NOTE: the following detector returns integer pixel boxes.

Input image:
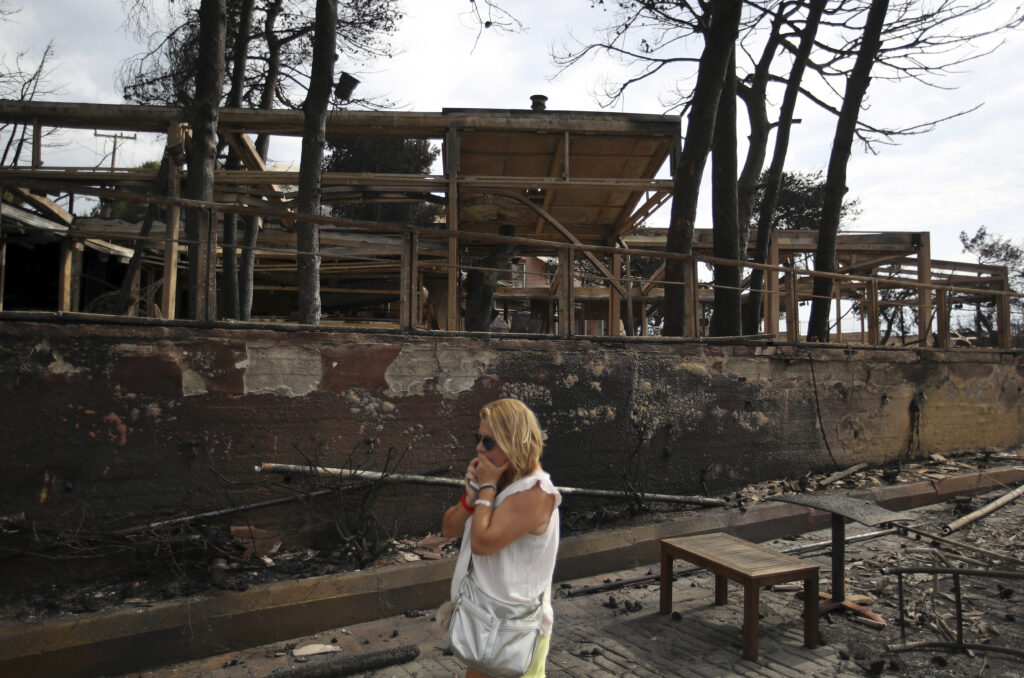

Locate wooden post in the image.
[559,247,573,337]
[161,124,182,319]
[399,231,412,331]
[786,269,799,343]
[833,281,843,343]
[935,288,949,349]
[194,208,217,321]
[0,231,6,312]
[58,234,83,313]
[624,253,634,336]
[445,124,460,331]
[609,251,621,336]
[997,270,1012,349]
[684,256,699,337]
[410,231,419,329]
[867,278,880,346]
[32,120,42,169]
[765,235,780,336]
[916,233,932,346]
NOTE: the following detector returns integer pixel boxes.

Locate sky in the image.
[2,0,1022,264]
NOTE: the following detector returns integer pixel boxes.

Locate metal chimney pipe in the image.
[530,94,548,111]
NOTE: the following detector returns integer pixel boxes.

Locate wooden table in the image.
[659,532,819,661]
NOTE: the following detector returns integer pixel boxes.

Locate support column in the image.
[916,233,932,346]
[786,268,799,343]
[608,251,621,336]
[445,125,460,331]
[559,247,573,337]
[162,124,182,319]
[684,256,699,337]
[765,235,780,336]
[867,278,880,346]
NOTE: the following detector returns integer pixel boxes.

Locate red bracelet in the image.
[460,492,475,513]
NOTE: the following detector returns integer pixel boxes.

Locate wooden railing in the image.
[0,182,1017,349]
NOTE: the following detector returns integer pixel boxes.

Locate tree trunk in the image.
[807,0,889,341]
[221,0,255,320]
[663,0,743,337]
[464,225,518,331]
[254,0,283,161]
[183,0,227,320]
[117,151,176,314]
[709,48,742,337]
[744,0,827,335]
[296,0,337,325]
[735,3,788,257]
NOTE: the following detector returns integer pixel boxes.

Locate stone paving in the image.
[137,484,1023,678]
[139,531,864,677]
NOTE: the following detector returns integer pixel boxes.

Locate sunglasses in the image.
[474,432,496,451]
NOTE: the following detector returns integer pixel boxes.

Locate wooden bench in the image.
[659,532,819,661]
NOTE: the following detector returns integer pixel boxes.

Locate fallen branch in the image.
[820,463,868,487]
[943,483,1024,535]
[886,640,1024,660]
[898,525,1024,567]
[272,644,420,677]
[255,462,728,507]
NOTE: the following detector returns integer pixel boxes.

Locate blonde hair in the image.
[479,398,544,480]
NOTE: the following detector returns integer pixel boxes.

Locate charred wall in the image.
[1,317,1021,550]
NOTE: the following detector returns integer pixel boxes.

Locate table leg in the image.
[803,574,819,648]
[659,547,673,614]
[715,574,728,605]
[831,513,846,603]
[742,581,759,661]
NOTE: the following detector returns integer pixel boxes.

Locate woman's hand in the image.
[464,458,481,503]
[474,451,509,487]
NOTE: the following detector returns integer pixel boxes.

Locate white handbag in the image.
[448,565,543,678]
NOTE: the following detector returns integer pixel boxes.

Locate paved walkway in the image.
[140,531,863,677]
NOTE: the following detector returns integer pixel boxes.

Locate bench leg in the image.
[659,548,673,614]
[714,574,728,605]
[803,574,820,649]
[742,582,759,661]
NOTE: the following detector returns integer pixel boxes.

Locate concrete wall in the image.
[1,316,1021,546]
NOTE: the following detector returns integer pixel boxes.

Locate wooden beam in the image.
[8,186,72,224]
[162,124,182,319]
[916,233,932,346]
[609,251,621,336]
[481,189,628,299]
[445,125,460,331]
[559,247,573,337]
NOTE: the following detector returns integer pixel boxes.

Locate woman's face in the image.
[476,419,510,470]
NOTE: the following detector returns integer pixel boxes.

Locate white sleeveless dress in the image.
[450,470,562,635]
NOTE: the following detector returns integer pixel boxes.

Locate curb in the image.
[1,467,1020,678]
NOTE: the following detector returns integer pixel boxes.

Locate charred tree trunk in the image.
[744,0,826,335]
[735,3,789,257]
[807,0,889,341]
[709,48,742,337]
[464,225,519,331]
[221,0,255,320]
[183,0,227,320]
[116,149,179,315]
[663,0,742,337]
[296,0,337,325]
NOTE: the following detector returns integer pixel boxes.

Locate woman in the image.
[442,398,561,678]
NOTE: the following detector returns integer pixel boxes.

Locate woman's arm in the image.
[442,460,480,538]
[469,485,556,556]
[442,497,473,538]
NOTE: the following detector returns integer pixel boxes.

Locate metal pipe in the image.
[116,489,335,534]
[943,482,1024,535]
[898,525,1024,567]
[255,462,727,507]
